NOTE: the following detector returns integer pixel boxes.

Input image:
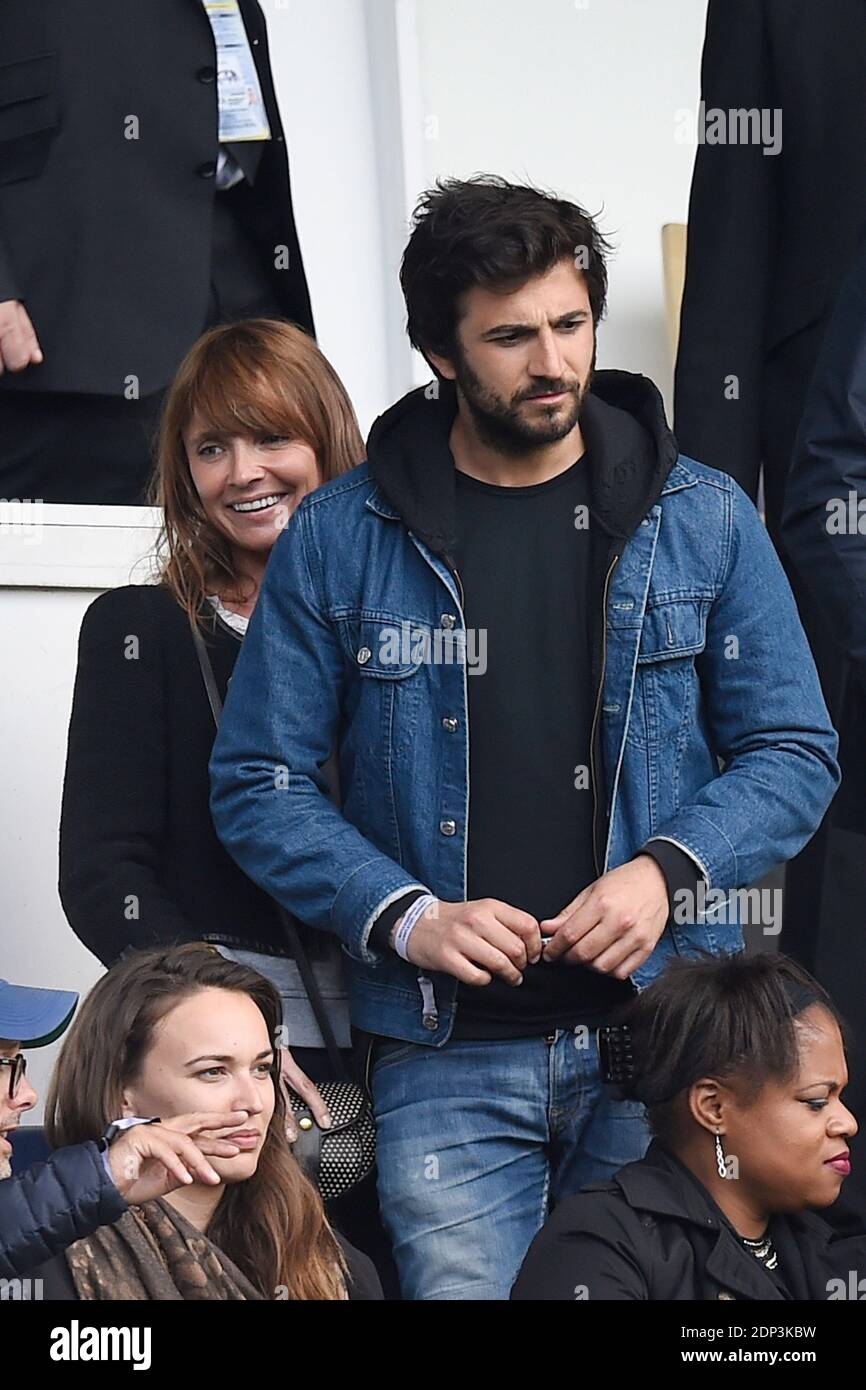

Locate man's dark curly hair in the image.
[400,175,612,370]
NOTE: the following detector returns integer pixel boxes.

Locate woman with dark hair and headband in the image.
[512,953,864,1300]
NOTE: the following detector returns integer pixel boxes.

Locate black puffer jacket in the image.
[0,1142,126,1280]
[512,1141,866,1301]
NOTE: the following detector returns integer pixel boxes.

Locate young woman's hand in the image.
[107,1111,248,1202]
[279,1047,332,1142]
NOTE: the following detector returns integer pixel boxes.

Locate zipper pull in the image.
[418,973,439,1031]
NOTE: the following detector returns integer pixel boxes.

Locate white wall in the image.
[259,0,404,432]
[0,512,162,1119]
[412,0,708,408]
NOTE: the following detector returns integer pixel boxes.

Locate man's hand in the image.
[394,897,541,987]
[540,857,669,979]
[279,1047,332,1142]
[0,300,43,373]
[108,1111,248,1203]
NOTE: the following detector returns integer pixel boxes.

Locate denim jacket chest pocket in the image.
[332,612,434,757]
[627,596,709,749]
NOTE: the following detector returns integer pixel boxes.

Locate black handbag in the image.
[190,615,376,1201]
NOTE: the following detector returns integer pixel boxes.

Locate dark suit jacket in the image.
[0,0,314,396]
[783,235,866,699]
[674,0,866,539]
[781,241,866,1230]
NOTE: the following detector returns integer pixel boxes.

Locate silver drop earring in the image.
[715,1130,728,1178]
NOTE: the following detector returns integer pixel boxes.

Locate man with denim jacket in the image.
[210,178,839,1299]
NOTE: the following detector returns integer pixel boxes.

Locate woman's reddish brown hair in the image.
[151,318,364,621]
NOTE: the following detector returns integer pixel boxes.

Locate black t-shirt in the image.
[451,454,633,1039]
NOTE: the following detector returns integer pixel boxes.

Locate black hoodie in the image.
[363,373,701,1023]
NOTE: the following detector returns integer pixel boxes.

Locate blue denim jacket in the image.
[210,373,839,1044]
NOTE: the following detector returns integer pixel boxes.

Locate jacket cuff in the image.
[638,840,705,917]
[368,890,429,951]
[343,872,433,964]
[84,1140,129,1227]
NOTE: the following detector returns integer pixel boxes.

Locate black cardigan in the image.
[59,583,303,966]
[511,1140,866,1301]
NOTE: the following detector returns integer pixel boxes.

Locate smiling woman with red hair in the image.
[59,318,364,1126]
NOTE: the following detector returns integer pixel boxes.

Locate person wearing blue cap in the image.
[0,975,248,1280]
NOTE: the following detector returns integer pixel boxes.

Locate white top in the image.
[207,593,249,635]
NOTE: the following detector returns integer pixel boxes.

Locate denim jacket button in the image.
[439,819,457,836]
[440,613,457,630]
[442,716,458,732]
[357,646,372,665]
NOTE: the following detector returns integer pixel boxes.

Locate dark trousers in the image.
[0,188,284,506]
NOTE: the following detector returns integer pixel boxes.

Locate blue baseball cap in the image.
[0,979,78,1048]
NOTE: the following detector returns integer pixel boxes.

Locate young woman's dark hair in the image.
[399,175,613,370]
[616,951,848,1142]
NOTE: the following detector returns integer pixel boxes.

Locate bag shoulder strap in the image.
[190,614,349,1079]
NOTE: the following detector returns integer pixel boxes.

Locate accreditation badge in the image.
[202,0,271,142]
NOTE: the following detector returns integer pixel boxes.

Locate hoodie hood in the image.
[365,368,680,565]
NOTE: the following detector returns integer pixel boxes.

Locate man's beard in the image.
[452,349,590,458]
[0,1155,11,1180]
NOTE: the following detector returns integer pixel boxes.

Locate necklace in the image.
[740,1231,778,1270]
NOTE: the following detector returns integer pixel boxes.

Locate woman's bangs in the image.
[186,356,311,444]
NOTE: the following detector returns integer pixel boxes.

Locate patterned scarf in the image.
[64,1197,263,1300]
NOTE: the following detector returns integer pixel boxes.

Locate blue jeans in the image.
[371,1029,651,1300]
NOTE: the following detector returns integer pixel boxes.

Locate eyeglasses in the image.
[0,1055,27,1099]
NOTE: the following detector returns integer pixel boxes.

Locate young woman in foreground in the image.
[35,945,382,1300]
